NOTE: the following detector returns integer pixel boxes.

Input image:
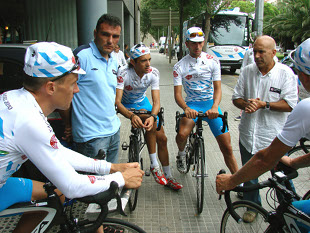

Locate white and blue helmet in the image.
[290,38,310,75]
[185,27,205,42]
[129,43,150,60]
[24,42,85,78]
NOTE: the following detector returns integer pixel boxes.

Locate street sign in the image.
[150,9,179,26]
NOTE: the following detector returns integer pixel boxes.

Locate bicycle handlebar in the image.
[220,162,298,223]
[129,107,164,131]
[175,111,228,133]
[77,181,125,233]
[300,137,310,153]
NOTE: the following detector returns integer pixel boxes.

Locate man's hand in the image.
[205,106,219,119]
[185,107,198,119]
[245,98,266,113]
[216,174,236,195]
[62,126,72,143]
[130,115,144,129]
[122,167,144,189]
[144,117,154,131]
[110,162,140,173]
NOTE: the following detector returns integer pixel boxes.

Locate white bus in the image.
[183,8,251,73]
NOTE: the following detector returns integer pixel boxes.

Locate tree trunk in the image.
[178,0,184,60]
[203,11,211,52]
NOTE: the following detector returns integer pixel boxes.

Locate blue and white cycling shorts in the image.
[292,200,310,232]
[122,97,160,124]
[0,177,32,212]
[186,100,228,138]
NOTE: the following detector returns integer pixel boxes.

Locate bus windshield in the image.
[209,15,248,47]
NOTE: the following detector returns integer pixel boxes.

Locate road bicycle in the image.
[175,111,228,214]
[219,163,310,233]
[0,180,146,233]
[121,107,164,212]
[286,138,310,198]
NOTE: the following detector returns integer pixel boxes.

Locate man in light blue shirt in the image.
[63,14,121,163]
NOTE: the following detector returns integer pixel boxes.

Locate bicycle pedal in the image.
[145,168,151,176]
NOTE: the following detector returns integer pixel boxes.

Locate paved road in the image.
[1,50,309,233]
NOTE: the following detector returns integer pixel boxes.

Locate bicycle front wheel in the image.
[288,144,310,198]
[128,136,140,212]
[220,201,270,233]
[103,218,146,233]
[196,138,205,214]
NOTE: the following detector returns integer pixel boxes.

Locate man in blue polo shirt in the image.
[62,14,121,163]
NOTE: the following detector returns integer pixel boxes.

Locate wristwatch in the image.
[150,114,157,122]
[265,102,270,110]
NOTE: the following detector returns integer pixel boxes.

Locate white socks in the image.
[149,153,159,168]
[163,166,171,178]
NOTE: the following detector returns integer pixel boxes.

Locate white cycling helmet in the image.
[129,43,150,60]
[289,38,310,75]
[24,42,85,78]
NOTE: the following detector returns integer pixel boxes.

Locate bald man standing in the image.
[232,35,298,222]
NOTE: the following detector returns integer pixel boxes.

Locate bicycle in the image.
[286,138,310,198]
[219,163,310,233]
[175,111,228,214]
[0,181,146,233]
[121,107,164,212]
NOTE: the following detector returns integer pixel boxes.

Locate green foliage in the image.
[264,0,310,49]
[228,1,255,14]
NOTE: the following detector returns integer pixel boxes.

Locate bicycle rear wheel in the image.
[220,201,270,233]
[288,143,310,198]
[103,218,146,233]
[128,136,140,212]
[196,138,205,214]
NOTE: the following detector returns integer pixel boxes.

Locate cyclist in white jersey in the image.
[216,38,310,231]
[115,44,183,190]
[173,27,239,175]
[0,42,144,233]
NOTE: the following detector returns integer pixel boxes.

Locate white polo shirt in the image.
[232,62,298,154]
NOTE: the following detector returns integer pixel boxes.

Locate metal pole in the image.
[169,7,172,64]
[255,0,264,36]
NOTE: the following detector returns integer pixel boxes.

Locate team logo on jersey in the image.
[206,54,214,59]
[125,85,133,91]
[173,71,178,77]
[50,135,58,149]
[21,155,27,160]
[117,76,123,83]
[88,175,96,184]
[185,75,192,80]
[0,150,9,156]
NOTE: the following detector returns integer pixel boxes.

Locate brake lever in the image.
[115,192,127,216]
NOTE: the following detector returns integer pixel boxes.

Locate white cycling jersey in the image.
[277,97,310,147]
[0,89,125,198]
[116,66,160,104]
[173,52,221,102]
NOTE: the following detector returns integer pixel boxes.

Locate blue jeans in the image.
[239,142,262,206]
[73,128,120,163]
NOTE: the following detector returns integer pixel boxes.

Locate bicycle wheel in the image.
[128,136,140,212]
[220,201,270,233]
[196,138,205,214]
[288,145,310,198]
[303,190,310,200]
[103,218,146,233]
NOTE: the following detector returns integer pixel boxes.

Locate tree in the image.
[228,0,255,14]
[264,0,310,49]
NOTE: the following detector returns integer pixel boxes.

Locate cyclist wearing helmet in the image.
[0,42,144,232]
[173,27,239,175]
[115,43,183,190]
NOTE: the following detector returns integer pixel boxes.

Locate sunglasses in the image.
[50,62,80,82]
[189,31,205,38]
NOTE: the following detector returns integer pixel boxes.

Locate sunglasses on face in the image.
[50,61,80,82]
[189,31,205,38]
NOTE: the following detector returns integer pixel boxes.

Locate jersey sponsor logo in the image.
[185,75,192,80]
[206,54,214,59]
[21,154,27,160]
[0,150,9,156]
[3,92,13,110]
[88,175,96,184]
[117,76,124,83]
[270,87,281,94]
[112,69,117,75]
[50,135,58,149]
[148,67,152,73]
[91,68,98,71]
[173,71,178,77]
[125,85,133,91]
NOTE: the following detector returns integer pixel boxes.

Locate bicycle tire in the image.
[303,190,310,200]
[196,138,205,214]
[128,136,140,212]
[288,145,310,198]
[220,201,270,233]
[184,143,192,174]
[102,218,146,233]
